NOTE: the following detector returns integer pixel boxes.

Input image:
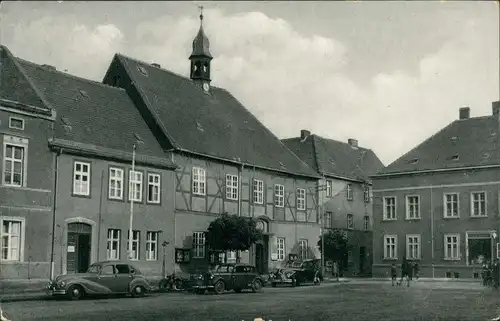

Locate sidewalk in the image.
[0,279,49,303]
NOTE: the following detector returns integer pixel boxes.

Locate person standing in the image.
[399,256,410,287]
[391,263,397,286]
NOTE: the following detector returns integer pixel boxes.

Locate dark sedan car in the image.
[269,259,323,287]
[191,263,265,294]
[47,260,151,300]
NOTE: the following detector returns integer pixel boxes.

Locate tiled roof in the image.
[108,54,319,178]
[377,114,500,175]
[282,134,384,182]
[14,55,175,167]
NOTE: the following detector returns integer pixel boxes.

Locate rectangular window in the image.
[73,161,90,195]
[347,214,354,229]
[384,235,397,259]
[325,211,332,229]
[147,173,161,204]
[227,250,237,263]
[274,184,284,207]
[406,195,420,219]
[129,170,143,202]
[277,237,285,261]
[253,179,264,204]
[347,184,353,201]
[444,234,460,260]
[127,230,140,260]
[192,167,206,196]
[363,215,370,231]
[383,197,396,220]
[225,174,239,200]
[8,117,24,130]
[106,229,120,260]
[193,232,206,258]
[296,188,306,210]
[471,192,486,217]
[108,167,124,200]
[444,193,459,218]
[146,231,158,261]
[3,144,25,187]
[326,180,332,197]
[299,239,308,260]
[364,185,370,203]
[1,218,23,261]
[406,234,421,260]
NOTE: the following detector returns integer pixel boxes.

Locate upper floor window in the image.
[192,167,206,196]
[192,232,206,258]
[296,188,306,210]
[347,184,353,201]
[147,173,161,204]
[325,211,332,229]
[364,185,370,203]
[277,237,285,261]
[73,161,90,196]
[406,195,420,219]
[363,215,370,231]
[8,117,24,130]
[226,174,238,200]
[471,192,486,217]
[274,184,284,207]
[109,167,124,200]
[129,170,143,202]
[3,143,25,187]
[444,193,459,218]
[326,180,332,197]
[383,197,396,220]
[298,239,308,260]
[347,214,354,229]
[253,179,264,204]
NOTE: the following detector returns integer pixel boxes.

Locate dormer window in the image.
[451,155,459,161]
[410,158,419,164]
[137,65,148,76]
[9,117,24,130]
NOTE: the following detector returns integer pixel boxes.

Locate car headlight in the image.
[209,275,214,279]
[57,281,66,288]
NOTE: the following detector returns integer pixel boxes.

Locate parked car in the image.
[47,260,151,300]
[191,263,265,294]
[269,258,323,287]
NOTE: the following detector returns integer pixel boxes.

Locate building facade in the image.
[283,130,384,276]
[372,103,500,278]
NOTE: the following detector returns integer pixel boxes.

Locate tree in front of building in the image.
[317,229,349,275]
[206,212,262,263]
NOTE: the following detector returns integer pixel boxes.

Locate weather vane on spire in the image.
[198,4,204,22]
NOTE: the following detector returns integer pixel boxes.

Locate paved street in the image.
[2,281,500,321]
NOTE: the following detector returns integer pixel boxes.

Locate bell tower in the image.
[189,6,213,92]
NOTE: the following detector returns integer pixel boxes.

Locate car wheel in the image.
[131,285,146,298]
[234,288,242,293]
[252,280,263,293]
[174,279,184,291]
[213,281,225,294]
[159,279,169,292]
[67,285,84,300]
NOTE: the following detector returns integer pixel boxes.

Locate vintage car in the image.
[47,260,151,300]
[269,259,323,287]
[191,263,265,294]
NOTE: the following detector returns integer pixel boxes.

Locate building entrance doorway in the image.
[255,235,269,275]
[67,223,92,273]
[467,232,494,266]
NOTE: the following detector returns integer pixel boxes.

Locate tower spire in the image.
[189,6,213,90]
[198,4,204,23]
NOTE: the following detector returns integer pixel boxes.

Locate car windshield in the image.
[87,264,101,273]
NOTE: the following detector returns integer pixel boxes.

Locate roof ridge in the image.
[312,133,371,151]
[16,57,126,92]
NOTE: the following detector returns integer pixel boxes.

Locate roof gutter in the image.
[320,171,367,184]
[0,99,56,119]
[371,164,500,178]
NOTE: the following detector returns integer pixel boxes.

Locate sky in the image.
[1,1,499,165]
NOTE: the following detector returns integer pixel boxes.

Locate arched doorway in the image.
[67,222,92,273]
[254,218,270,275]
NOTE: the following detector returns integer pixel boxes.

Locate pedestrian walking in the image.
[482,262,488,286]
[493,260,499,289]
[390,263,397,286]
[408,261,413,281]
[414,262,420,280]
[398,256,410,287]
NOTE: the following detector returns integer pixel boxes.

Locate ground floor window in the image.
[299,239,308,260]
[127,230,140,260]
[467,232,492,265]
[1,217,24,261]
[383,235,397,259]
[107,229,120,260]
[444,233,460,260]
[277,237,285,261]
[146,231,158,261]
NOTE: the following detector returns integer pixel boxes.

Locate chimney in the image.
[300,130,311,140]
[151,63,161,68]
[348,138,358,148]
[459,107,470,120]
[492,101,500,116]
[41,64,56,71]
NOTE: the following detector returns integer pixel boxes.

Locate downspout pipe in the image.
[49,147,62,280]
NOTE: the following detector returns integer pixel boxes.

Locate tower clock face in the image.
[203,83,210,92]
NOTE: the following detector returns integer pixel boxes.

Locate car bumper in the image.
[191,285,215,290]
[47,285,67,295]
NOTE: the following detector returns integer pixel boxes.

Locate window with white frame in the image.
[109,167,124,200]
[299,239,308,260]
[73,161,90,195]
[326,180,332,197]
[347,184,353,200]
[227,250,237,263]
[192,167,206,196]
[9,117,24,130]
[364,185,370,203]
[296,188,306,210]
[406,195,420,219]
[253,179,264,204]
[129,170,143,202]
[106,229,120,260]
[274,184,284,207]
[1,218,23,261]
[383,197,396,220]
[444,193,459,218]
[444,234,460,260]
[147,173,161,203]
[384,235,397,259]
[325,211,332,229]
[193,232,206,258]
[346,214,354,229]
[363,215,370,231]
[127,230,140,260]
[406,234,421,260]
[471,192,486,217]
[277,237,285,261]
[226,174,238,200]
[3,143,26,187]
[146,231,158,261]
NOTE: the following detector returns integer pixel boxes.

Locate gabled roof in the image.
[14,54,175,169]
[105,53,319,178]
[377,114,500,175]
[282,134,384,182]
